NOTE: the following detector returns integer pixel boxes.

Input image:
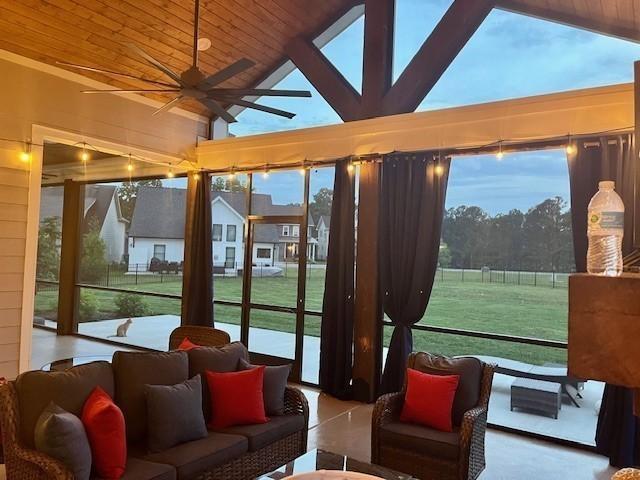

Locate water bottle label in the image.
[588,210,624,232]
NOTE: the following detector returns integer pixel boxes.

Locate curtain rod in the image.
[201,127,634,176]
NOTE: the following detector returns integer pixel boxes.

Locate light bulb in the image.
[19,151,31,163]
[193,172,201,181]
[167,168,175,178]
[566,144,576,155]
[434,164,444,176]
[496,151,504,161]
[80,151,90,162]
[229,171,236,179]
[262,170,269,179]
[299,168,306,176]
[127,157,133,172]
[347,163,354,173]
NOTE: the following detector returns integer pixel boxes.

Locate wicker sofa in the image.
[0,343,308,480]
[371,352,495,480]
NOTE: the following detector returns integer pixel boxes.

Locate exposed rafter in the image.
[381,0,495,116]
[285,37,362,121]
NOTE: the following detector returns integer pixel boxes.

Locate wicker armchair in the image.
[168,325,231,350]
[372,353,495,480]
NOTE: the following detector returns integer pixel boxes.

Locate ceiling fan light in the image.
[197,38,212,51]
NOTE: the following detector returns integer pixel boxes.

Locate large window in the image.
[74,178,187,350]
[226,224,237,242]
[212,224,222,241]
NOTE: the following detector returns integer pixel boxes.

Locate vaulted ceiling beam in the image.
[285,36,362,122]
[381,0,495,116]
[361,0,395,118]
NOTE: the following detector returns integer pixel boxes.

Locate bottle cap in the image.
[599,180,615,190]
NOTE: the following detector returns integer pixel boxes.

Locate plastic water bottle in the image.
[587,180,624,276]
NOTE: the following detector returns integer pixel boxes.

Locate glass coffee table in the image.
[257,449,415,479]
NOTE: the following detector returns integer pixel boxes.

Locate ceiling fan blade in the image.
[214,97,296,119]
[56,61,179,88]
[200,98,237,123]
[208,88,312,98]
[127,43,184,85]
[198,58,256,89]
[82,89,180,94]
[153,96,184,116]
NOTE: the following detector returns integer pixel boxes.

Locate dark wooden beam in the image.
[352,161,382,402]
[286,36,362,122]
[57,180,84,335]
[382,0,494,115]
[361,0,395,118]
[496,0,640,44]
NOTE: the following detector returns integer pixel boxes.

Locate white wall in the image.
[212,198,245,268]
[100,199,126,263]
[0,53,206,377]
[253,243,275,266]
[128,237,184,269]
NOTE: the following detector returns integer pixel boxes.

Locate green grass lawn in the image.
[35,268,568,365]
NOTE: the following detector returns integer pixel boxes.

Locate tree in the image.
[79,220,108,283]
[118,179,162,222]
[438,243,452,268]
[442,205,489,268]
[37,216,61,280]
[309,188,333,221]
[211,176,248,192]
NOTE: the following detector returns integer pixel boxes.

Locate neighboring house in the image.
[127,187,318,273]
[39,185,128,262]
[315,215,330,261]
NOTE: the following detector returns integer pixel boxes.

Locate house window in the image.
[153,244,166,261]
[282,225,290,236]
[225,247,235,268]
[227,224,237,242]
[213,224,222,241]
[292,225,300,237]
[257,248,271,259]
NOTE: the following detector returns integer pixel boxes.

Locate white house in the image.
[128,187,317,273]
[39,185,128,263]
[314,215,330,261]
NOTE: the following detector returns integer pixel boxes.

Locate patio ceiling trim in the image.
[196,82,634,171]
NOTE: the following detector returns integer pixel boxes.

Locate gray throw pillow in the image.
[145,375,208,453]
[238,358,290,416]
[34,402,92,480]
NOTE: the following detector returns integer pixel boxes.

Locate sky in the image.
[221,1,640,215]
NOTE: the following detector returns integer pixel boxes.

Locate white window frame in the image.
[282,225,290,236]
[213,223,223,241]
[292,225,300,237]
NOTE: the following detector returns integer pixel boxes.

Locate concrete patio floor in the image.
[70,314,603,446]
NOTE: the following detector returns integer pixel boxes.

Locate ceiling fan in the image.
[56,0,311,122]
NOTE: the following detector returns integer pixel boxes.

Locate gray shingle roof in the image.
[129,187,313,243]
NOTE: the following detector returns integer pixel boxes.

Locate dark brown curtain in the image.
[380,153,450,394]
[568,134,639,467]
[319,159,356,399]
[181,171,214,326]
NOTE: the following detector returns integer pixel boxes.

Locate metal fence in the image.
[78,263,183,288]
[435,267,570,288]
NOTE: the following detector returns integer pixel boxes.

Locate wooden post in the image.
[352,162,382,402]
[633,60,640,248]
[57,180,84,335]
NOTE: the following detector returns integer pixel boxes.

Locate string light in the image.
[565,135,577,155]
[19,142,32,163]
[496,142,504,160]
[298,167,306,176]
[166,167,175,178]
[80,143,90,163]
[193,171,201,181]
[127,155,133,172]
[229,169,236,180]
[262,167,269,179]
[434,164,444,176]
[347,163,354,173]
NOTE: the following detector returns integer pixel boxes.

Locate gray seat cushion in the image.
[380,421,460,460]
[188,342,249,420]
[410,353,482,426]
[145,376,208,453]
[94,457,176,480]
[216,414,305,452]
[34,403,92,480]
[143,433,248,480]
[113,351,188,444]
[15,361,114,448]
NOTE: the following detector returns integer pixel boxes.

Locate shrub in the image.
[78,291,99,322]
[115,293,149,318]
[79,226,108,283]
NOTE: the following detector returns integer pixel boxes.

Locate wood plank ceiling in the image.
[0,0,637,119]
[0,0,356,115]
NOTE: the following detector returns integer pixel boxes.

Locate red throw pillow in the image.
[81,387,127,479]
[178,337,199,351]
[205,367,268,429]
[400,368,460,432]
